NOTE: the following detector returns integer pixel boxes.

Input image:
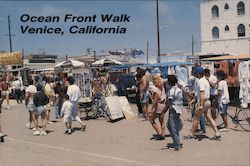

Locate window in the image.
[237,2,245,15]
[212,5,219,18]
[212,27,219,38]
[238,24,245,37]
[224,4,229,10]
[225,25,230,31]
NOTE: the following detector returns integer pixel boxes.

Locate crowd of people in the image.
[0,73,87,139]
[0,66,231,151]
[135,66,230,151]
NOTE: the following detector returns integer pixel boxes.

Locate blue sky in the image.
[0,0,201,60]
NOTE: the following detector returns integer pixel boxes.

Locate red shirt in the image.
[0,81,8,91]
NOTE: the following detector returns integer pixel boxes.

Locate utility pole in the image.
[147,41,149,64]
[5,15,14,52]
[156,0,161,63]
[22,49,24,67]
[93,50,96,62]
[192,35,194,56]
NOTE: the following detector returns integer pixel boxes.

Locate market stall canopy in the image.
[92,58,122,66]
[201,54,250,61]
[55,59,85,68]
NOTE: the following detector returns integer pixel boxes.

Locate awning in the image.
[201,54,250,61]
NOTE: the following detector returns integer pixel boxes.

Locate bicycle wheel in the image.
[78,107,88,119]
[237,108,250,132]
[88,103,98,119]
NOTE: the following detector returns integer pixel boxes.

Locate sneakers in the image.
[210,134,221,141]
[32,127,38,131]
[26,123,31,129]
[6,105,10,110]
[183,135,195,140]
[33,130,40,136]
[167,144,183,151]
[65,129,72,135]
[40,131,47,136]
[155,135,165,140]
[219,128,229,132]
[47,121,54,124]
[64,129,72,135]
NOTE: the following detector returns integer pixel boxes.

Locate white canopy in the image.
[92,58,122,66]
[55,59,85,68]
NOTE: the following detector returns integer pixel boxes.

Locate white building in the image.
[200,0,250,55]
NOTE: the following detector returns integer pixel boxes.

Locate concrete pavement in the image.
[0,100,249,166]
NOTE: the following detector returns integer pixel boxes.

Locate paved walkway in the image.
[0,100,249,166]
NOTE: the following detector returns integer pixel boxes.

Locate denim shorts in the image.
[219,103,228,114]
[140,91,149,104]
[35,106,45,115]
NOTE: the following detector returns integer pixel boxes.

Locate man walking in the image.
[186,67,221,139]
[67,76,86,131]
[12,77,22,104]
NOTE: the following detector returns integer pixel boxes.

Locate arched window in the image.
[225,25,230,31]
[212,5,219,18]
[238,24,245,37]
[224,4,229,10]
[212,27,219,38]
[237,2,245,15]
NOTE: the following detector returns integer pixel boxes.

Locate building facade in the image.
[200,0,250,55]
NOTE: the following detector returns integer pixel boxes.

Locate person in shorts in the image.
[137,68,150,120]
[0,76,10,110]
[44,77,56,124]
[33,85,48,136]
[25,78,37,131]
[0,90,6,143]
[66,76,86,131]
[186,67,221,140]
[149,74,167,140]
[217,70,230,132]
[61,94,73,134]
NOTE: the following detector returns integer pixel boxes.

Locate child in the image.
[61,94,73,134]
[166,75,183,151]
[217,70,230,132]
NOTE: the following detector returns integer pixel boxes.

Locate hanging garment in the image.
[175,66,188,87]
[238,61,249,108]
[168,66,176,75]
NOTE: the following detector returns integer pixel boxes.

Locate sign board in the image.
[105,96,124,120]
[0,51,22,65]
[118,96,136,120]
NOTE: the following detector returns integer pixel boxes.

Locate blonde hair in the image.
[153,74,164,88]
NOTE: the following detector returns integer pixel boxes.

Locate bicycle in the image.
[78,96,111,120]
[226,100,250,132]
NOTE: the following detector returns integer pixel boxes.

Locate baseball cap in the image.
[195,67,204,74]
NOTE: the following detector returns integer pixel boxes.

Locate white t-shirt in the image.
[67,84,82,102]
[208,75,218,95]
[196,77,210,102]
[218,80,230,104]
[168,85,183,114]
[61,100,73,116]
[25,85,37,95]
[12,80,21,89]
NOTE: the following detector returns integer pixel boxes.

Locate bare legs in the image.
[149,111,166,139]
[190,101,220,137]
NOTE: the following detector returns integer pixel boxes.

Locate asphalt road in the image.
[0,100,249,166]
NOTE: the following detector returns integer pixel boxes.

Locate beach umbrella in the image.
[92,58,122,66]
[55,59,84,68]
